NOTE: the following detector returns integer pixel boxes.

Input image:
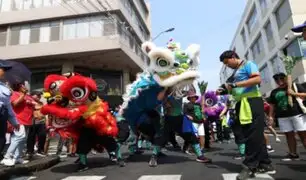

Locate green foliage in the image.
[198,81,208,94]
[282,56,303,74]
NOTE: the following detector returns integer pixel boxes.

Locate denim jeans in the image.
[5,125,27,159]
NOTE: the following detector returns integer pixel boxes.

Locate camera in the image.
[217,84,229,95]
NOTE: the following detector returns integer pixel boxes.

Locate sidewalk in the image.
[0,140,61,179]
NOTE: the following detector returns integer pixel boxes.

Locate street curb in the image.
[0,156,60,180]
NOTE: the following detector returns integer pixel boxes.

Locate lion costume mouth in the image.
[153,70,199,87]
[50,116,73,128]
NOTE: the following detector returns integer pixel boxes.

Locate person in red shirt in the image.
[263,98,281,143]
[10,84,34,126]
[1,83,34,166]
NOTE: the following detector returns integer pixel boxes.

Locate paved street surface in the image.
[10,135,306,180]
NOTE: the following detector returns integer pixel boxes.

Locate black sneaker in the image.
[67,153,76,157]
[172,144,181,149]
[157,152,167,157]
[281,153,300,161]
[149,155,157,167]
[267,147,275,153]
[134,149,144,155]
[74,158,80,164]
[233,154,244,160]
[236,167,255,180]
[24,153,33,161]
[117,158,126,167]
[109,153,117,162]
[77,163,89,172]
[36,151,47,157]
[196,155,212,163]
[258,164,276,174]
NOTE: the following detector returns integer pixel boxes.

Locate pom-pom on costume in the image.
[196,90,226,145]
[118,40,212,166]
[41,74,123,171]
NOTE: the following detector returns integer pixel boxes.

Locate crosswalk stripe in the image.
[222,173,274,180]
[10,176,36,180]
[138,175,181,180]
[61,176,106,180]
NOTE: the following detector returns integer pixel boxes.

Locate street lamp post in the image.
[152,27,175,41]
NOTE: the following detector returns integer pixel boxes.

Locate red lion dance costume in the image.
[41,74,123,172]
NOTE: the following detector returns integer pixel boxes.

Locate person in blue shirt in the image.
[0,62,20,160]
[218,50,274,180]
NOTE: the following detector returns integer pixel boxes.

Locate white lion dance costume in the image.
[118,40,211,166]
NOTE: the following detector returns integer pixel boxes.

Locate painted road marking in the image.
[61,176,106,180]
[138,175,182,180]
[10,176,36,180]
[222,173,274,180]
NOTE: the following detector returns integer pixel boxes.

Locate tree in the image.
[280,55,304,106]
[197,81,208,95]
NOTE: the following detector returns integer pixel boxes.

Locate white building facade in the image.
[0,0,151,107]
[220,0,306,96]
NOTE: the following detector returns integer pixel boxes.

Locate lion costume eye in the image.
[49,82,57,90]
[205,98,214,107]
[156,57,169,67]
[187,59,193,66]
[71,87,86,99]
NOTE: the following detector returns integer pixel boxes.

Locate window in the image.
[63,19,76,40]
[283,39,303,57]
[12,0,23,11]
[103,20,115,36]
[31,68,62,91]
[19,25,30,45]
[0,0,11,12]
[122,0,132,15]
[271,56,285,74]
[260,65,270,84]
[275,0,291,28]
[259,0,267,10]
[246,6,257,33]
[74,67,123,95]
[50,21,60,41]
[23,0,32,10]
[265,21,273,42]
[63,0,79,4]
[251,35,264,60]
[10,26,21,45]
[89,16,103,37]
[76,17,89,38]
[40,22,50,42]
[42,0,52,7]
[240,28,247,45]
[0,27,7,46]
[30,23,40,43]
[33,0,43,8]
[134,0,147,21]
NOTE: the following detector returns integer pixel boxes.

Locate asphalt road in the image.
[11,135,306,180]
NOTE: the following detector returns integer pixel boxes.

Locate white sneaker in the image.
[15,158,29,164]
[276,137,281,143]
[2,158,15,166]
[91,150,97,155]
